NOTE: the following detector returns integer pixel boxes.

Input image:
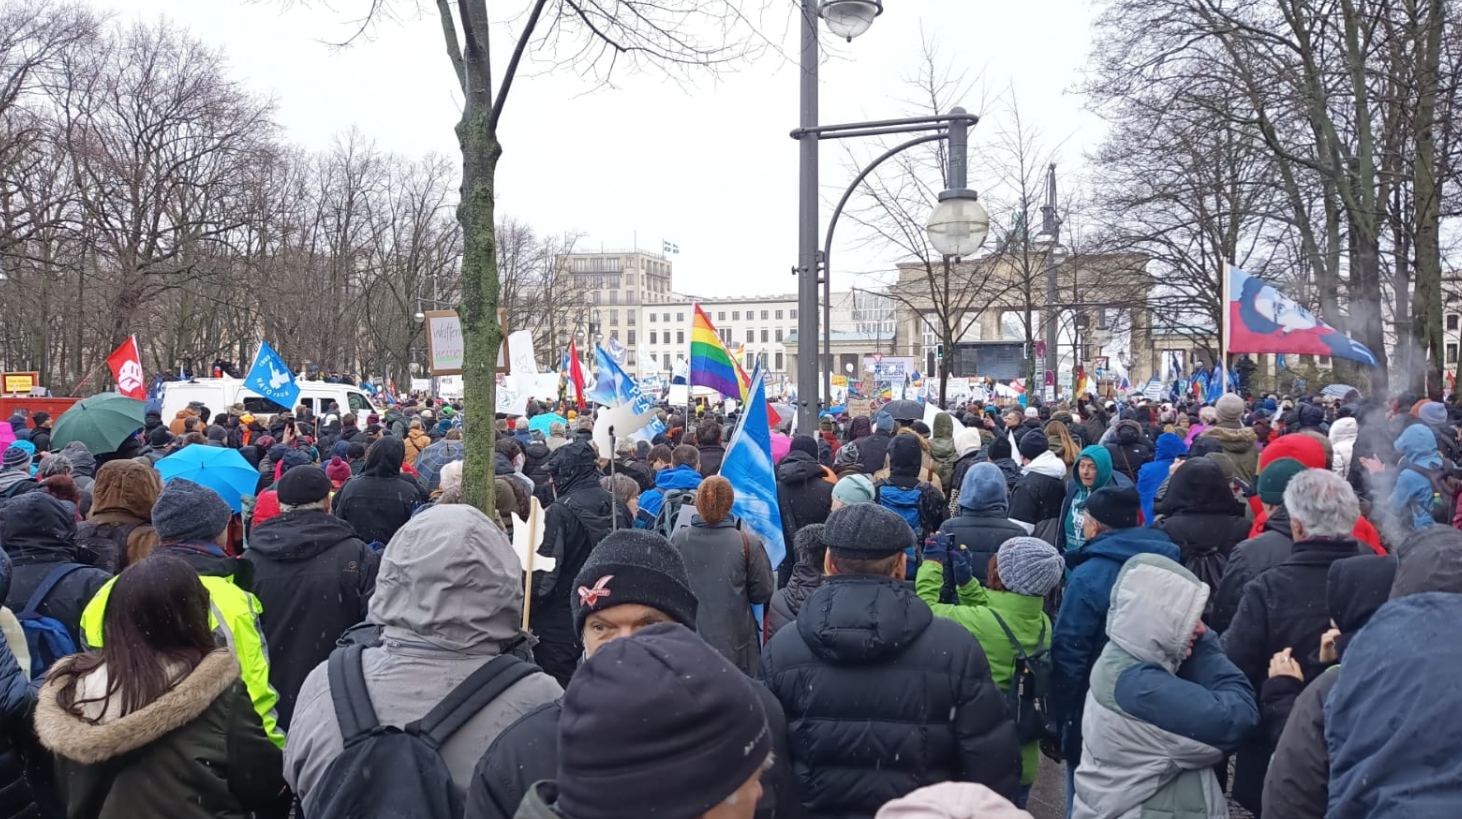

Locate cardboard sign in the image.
[426,309,512,376]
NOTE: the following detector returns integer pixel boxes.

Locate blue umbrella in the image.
[528,413,568,435]
[155,446,261,512]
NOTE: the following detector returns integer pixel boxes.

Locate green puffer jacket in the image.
[916,560,1050,786]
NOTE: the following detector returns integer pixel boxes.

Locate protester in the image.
[1050,486,1179,783]
[1044,420,1080,469]
[466,529,797,819]
[245,466,379,730]
[1211,455,1310,632]
[1260,554,1395,819]
[985,437,1022,492]
[1,492,112,653]
[765,523,826,644]
[284,505,562,807]
[929,412,958,487]
[512,624,775,819]
[0,549,42,817]
[1382,422,1444,534]
[670,477,774,674]
[857,411,897,475]
[936,463,1031,588]
[874,783,1032,819]
[403,418,432,464]
[412,429,465,493]
[73,458,162,573]
[830,473,874,511]
[874,435,948,567]
[946,428,985,510]
[1327,415,1358,479]
[1058,446,1117,551]
[0,444,39,503]
[530,441,631,686]
[1072,554,1257,819]
[761,503,1021,815]
[639,444,703,531]
[777,435,834,546]
[331,436,428,544]
[1103,419,1153,483]
[1185,405,1217,444]
[696,421,726,477]
[1135,432,1186,526]
[1008,431,1066,529]
[917,536,1064,806]
[35,554,289,819]
[1151,457,1251,608]
[1201,392,1260,491]
[79,479,283,747]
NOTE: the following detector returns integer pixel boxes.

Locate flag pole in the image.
[1220,260,1230,396]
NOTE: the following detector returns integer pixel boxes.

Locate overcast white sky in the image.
[112,0,1103,297]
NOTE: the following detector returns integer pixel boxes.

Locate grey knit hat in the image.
[1215,393,1245,425]
[152,478,233,543]
[2,446,32,471]
[996,537,1065,597]
[824,502,912,558]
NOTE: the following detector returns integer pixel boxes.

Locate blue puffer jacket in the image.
[1325,526,1462,819]
[1137,433,1188,526]
[1051,526,1180,762]
[638,465,703,518]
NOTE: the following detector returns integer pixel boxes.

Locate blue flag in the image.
[244,341,301,409]
[586,345,666,442]
[719,365,786,571]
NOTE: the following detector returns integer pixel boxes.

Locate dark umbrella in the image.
[882,399,925,421]
[49,393,147,455]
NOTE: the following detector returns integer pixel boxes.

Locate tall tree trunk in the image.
[1412,0,1445,399]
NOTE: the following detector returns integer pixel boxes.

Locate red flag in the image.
[106,335,146,400]
[568,340,587,410]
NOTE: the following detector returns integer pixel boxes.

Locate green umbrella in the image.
[50,392,148,455]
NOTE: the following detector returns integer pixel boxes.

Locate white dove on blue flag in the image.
[718,364,786,571]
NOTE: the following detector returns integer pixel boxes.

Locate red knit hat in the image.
[1258,433,1326,471]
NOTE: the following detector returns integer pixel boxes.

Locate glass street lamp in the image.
[820,0,883,41]
[926,190,990,258]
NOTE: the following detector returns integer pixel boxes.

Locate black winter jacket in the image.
[697,444,726,478]
[937,510,1029,588]
[1007,465,1066,526]
[776,451,833,545]
[244,510,379,730]
[1210,507,1295,634]
[760,575,1021,818]
[0,553,42,819]
[1149,459,1251,610]
[331,471,427,545]
[464,682,803,819]
[1,493,112,648]
[765,563,823,645]
[856,431,895,475]
[1262,667,1339,819]
[1103,420,1154,483]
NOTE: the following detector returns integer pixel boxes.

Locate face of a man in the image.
[1081,511,1101,541]
[582,603,675,658]
[1078,458,1098,487]
[1004,411,1022,428]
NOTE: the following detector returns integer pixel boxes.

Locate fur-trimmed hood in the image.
[36,650,238,764]
[1201,424,1257,453]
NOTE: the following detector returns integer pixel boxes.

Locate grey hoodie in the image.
[283,505,562,809]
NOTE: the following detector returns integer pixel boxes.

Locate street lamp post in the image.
[794,1,987,431]
[1039,163,1061,398]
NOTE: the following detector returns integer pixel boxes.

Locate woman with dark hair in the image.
[34,554,288,819]
[332,437,428,545]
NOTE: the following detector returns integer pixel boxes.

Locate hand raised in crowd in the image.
[1268,647,1303,681]
[1319,627,1341,666]
[1360,455,1385,474]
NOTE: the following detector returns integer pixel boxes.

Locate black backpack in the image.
[1403,463,1461,524]
[305,644,537,819]
[652,488,696,539]
[989,611,1057,744]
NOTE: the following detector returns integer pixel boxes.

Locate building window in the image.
[627,311,635,325]
[775,328,784,342]
[718,311,726,322]
[627,330,636,345]
[591,291,600,305]
[761,310,769,320]
[650,331,658,344]
[1448,344,1458,364]
[1450,314,1460,332]
[609,310,618,325]
[790,309,797,320]
[649,313,656,323]
[664,354,671,370]
[732,311,740,320]
[663,313,670,323]
[757,329,766,343]
[609,291,619,306]
[676,331,685,344]
[720,328,731,344]
[775,309,783,320]
[746,329,754,343]
[675,312,684,323]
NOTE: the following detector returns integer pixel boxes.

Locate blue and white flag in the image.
[606,336,628,366]
[244,341,301,409]
[586,345,666,442]
[560,350,571,373]
[719,365,786,571]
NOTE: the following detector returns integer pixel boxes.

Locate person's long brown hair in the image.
[1045,420,1079,467]
[53,554,216,722]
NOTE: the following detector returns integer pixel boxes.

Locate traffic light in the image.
[936,343,945,360]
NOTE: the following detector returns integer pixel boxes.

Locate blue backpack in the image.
[875,484,927,562]
[18,563,86,680]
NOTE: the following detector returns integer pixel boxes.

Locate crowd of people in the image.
[0,385,1459,819]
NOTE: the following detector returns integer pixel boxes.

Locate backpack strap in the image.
[328,644,380,741]
[21,563,87,619]
[408,654,537,750]
[987,611,1029,663]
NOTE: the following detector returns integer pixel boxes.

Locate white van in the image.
[160,378,374,430]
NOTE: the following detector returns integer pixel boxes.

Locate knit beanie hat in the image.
[1215,393,1245,426]
[152,478,232,542]
[277,466,333,506]
[557,623,772,819]
[1017,430,1049,461]
[1083,486,1140,530]
[996,537,1065,597]
[569,530,698,637]
[206,425,228,443]
[831,473,875,505]
[331,440,351,459]
[790,434,819,458]
[888,434,922,473]
[1258,457,1308,505]
[819,416,835,432]
[1,446,30,472]
[874,411,895,433]
[147,426,175,449]
[988,436,1013,462]
[325,456,353,484]
[695,476,735,525]
[824,502,912,558]
[1419,401,1448,426]
[794,522,828,567]
[1258,433,1326,471]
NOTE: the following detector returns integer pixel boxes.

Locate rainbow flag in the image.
[690,305,749,400]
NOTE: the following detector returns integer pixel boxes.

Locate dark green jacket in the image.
[34,650,289,819]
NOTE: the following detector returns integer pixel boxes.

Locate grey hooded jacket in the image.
[283,505,562,809]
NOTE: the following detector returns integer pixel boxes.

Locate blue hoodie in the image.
[1391,424,1442,532]
[1050,525,1180,762]
[639,464,704,517]
[1137,433,1188,526]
